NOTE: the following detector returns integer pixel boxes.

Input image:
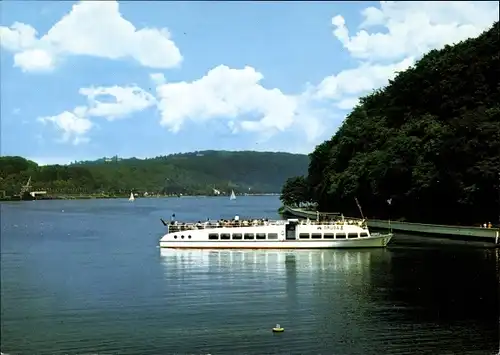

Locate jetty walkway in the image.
[281,206,499,247]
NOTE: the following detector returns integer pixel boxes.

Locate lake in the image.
[1,196,498,354]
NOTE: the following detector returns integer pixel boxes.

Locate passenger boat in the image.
[159,215,392,249]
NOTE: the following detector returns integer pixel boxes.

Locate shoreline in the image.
[0,193,280,202]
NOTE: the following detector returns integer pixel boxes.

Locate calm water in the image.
[1,196,498,355]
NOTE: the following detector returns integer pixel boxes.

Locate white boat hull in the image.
[159,234,392,249]
[159,217,393,250]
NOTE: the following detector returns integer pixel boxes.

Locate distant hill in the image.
[0,151,309,196]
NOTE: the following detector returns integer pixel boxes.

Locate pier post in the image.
[496,230,499,245]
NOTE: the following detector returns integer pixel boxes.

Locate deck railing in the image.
[165,217,367,232]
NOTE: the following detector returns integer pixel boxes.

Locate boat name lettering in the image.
[322,225,344,230]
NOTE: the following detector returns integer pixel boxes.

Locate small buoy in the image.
[272,323,284,333]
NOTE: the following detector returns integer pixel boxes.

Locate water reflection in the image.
[371,247,499,323]
[159,248,388,274]
[159,248,392,322]
[158,247,498,354]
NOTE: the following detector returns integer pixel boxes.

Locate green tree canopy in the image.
[0,151,309,197]
[280,176,310,207]
[282,21,500,225]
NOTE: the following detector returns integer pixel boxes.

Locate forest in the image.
[281,22,500,226]
[0,151,309,198]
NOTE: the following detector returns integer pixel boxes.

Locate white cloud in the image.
[0,1,182,72]
[314,57,415,101]
[0,22,38,51]
[336,98,360,111]
[37,85,156,143]
[150,73,166,85]
[27,1,499,151]
[333,1,499,61]
[313,1,497,118]
[153,65,325,142]
[13,49,55,72]
[26,156,73,166]
[148,2,496,147]
[80,86,156,120]
[37,109,93,145]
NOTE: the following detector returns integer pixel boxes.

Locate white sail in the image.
[229,190,236,200]
[129,192,135,201]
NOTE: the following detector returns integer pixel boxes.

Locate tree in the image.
[292,21,499,225]
[0,151,311,197]
[280,176,311,207]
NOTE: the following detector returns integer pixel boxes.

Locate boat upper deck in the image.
[164,216,367,232]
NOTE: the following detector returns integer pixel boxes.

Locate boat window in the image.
[188,235,192,239]
[299,233,310,239]
[244,233,255,240]
[220,233,231,240]
[347,233,358,239]
[268,233,278,240]
[336,234,346,239]
[360,232,369,238]
[208,233,219,240]
[324,233,334,239]
[181,235,185,239]
[232,233,243,240]
[256,233,266,240]
[311,233,322,239]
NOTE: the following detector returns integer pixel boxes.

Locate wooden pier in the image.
[281,206,500,247]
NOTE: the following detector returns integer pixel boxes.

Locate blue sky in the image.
[1,1,498,165]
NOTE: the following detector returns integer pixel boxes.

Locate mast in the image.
[354,197,365,220]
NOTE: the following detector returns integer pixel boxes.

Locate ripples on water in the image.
[1,198,498,354]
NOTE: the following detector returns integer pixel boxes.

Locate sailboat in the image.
[129,192,135,201]
[229,190,236,200]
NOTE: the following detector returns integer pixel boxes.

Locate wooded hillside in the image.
[0,151,309,196]
[281,22,499,225]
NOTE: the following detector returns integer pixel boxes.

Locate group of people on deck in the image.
[481,222,493,228]
[168,217,272,231]
[166,213,367,232]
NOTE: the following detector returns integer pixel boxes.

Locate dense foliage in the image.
[279,176,311,207]
[0,151,309,197]
[281,22,500,225]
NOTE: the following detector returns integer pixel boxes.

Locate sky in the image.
[0,1,498,165]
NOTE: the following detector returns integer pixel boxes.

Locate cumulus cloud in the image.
[336,98,360,111]
[312,1,498,114]
[314,57,415,101]
[37,110,93,145]
[0,1,182,72]
[153,65,325,142]
[80,86,157,120]
[38,85,156,143]
[333,1,499,61]
[31,1,499,150]
[148,1,497,146]
[25,156,74,166]
[150,73,166,85]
